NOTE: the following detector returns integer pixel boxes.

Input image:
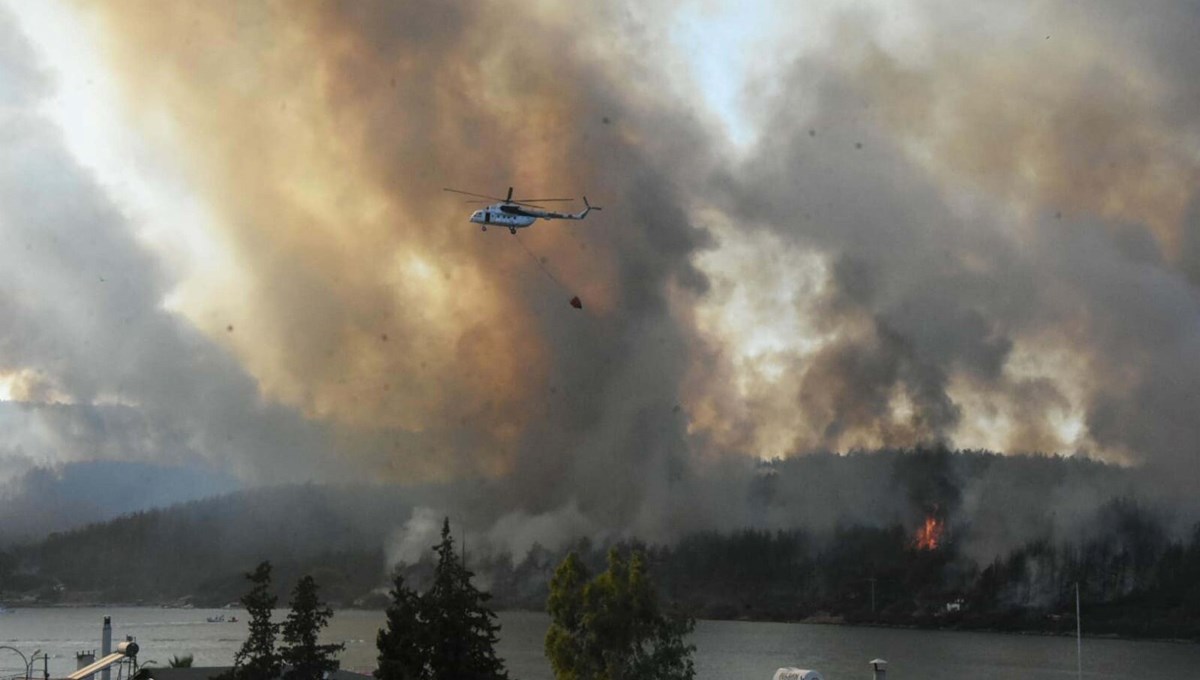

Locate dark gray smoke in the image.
[709,1,1200,489]
[1,2,1199,563]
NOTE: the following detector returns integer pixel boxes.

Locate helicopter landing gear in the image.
[509,227,517,235]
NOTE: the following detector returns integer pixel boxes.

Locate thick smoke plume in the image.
[1,1,1199,560]
[694,2,1200,486]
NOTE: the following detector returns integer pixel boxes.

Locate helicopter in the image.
[443,187,601,233]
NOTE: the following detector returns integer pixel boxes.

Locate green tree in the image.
[424,518,508,676]
[226,561,281,680]
[168,654,194,668]
[546,548,695,680]
[281,574,345,680]
[375,572,427,680]
[544,552,595,678]
[423,518,508,680]
[374,518,508,680]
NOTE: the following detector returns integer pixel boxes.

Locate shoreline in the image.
[789,617,1199,646]
[5,602,1196,646]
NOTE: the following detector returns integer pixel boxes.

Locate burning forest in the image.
[3,0,1200,648]
[912,515,945,552]
[4,447,1199,640]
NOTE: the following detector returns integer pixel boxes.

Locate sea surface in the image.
[1,607,1198,679]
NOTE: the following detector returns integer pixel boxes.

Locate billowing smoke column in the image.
[11,0,716,542]
[2,0,1199,560]
[692,1,1200,482]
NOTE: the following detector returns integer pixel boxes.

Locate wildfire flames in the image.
[913,515,945,551]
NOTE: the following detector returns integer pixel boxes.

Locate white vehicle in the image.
[444,186,601,234]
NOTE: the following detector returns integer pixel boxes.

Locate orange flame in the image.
[914,515,945,550]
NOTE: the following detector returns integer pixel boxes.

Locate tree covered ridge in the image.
[464,506,1200,639]
[1,449,1197,639]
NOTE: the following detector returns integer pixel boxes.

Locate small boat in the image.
[206,614,226,623]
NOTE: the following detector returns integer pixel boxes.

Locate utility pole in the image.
[1076,582,1082,680]
[869,577,877,615]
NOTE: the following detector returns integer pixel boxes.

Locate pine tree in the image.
[375,572,427,680]
[423,518,508,680]
[281,575,345,680]
[228,561,282,680]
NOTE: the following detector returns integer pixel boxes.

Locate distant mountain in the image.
[1,483,416,606]
[0,460,240,545]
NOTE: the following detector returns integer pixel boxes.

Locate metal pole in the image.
[869,578,876,615]
[1076,582,1082,680]
[101,617,112,680]
[23,650,47,680]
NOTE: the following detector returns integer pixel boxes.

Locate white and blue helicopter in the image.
[444,186,601,234]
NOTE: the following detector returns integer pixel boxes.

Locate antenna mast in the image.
[1076,582,1082,680]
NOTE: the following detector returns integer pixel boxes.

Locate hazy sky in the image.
[2,0,1199,539]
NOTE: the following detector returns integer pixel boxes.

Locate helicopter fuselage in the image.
[470,204,537,231]
[452,188,599,233]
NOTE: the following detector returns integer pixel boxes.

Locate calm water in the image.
[1,607,1198,679]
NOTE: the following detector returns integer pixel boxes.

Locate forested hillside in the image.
[3,449,1198,639]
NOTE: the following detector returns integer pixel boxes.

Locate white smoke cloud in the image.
[386,507,446,567]
[483,501,600,561]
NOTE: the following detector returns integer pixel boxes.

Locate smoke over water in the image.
[2,1,1200,558]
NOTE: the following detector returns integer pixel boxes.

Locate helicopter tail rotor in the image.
[576,196,602,219]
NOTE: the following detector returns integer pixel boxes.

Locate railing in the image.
[0,646,48,680]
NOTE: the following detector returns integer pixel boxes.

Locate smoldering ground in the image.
[2,0,1199,565]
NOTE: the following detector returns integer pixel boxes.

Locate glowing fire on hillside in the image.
[913,515,945,551]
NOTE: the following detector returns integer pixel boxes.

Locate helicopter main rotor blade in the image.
[444,187,581,208]
[443,187,507,202]
[505,196,577,209]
